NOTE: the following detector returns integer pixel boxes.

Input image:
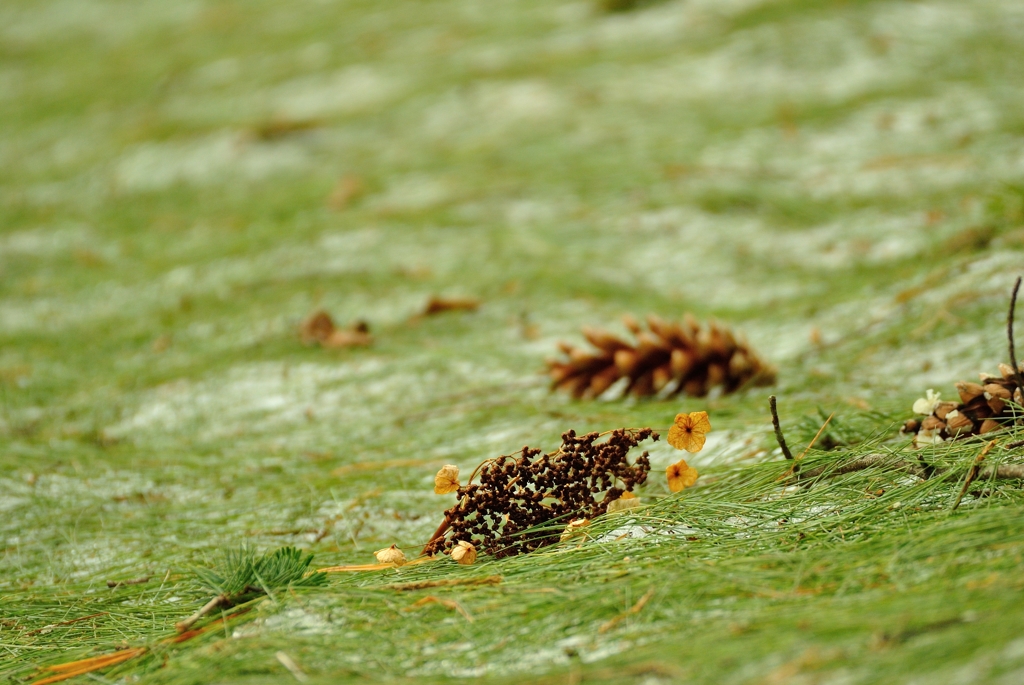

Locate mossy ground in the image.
[2,0,1024,683]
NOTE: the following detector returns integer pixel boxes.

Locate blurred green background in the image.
[2,0,1024,682]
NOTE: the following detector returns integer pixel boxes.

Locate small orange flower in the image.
[666,459,699,493]
[667,411,711,452]
[434,465,461,494]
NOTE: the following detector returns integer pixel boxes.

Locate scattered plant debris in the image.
[300,310,372,348]
[31,648,147,685]
[106,576,150,589]
[328,174,367,211]
[548,314,775,399]
[252,117,323,141]
[403,595,473,622]
[384,576,502,592]
[599,0,666,13]
[423,428,655,558]
[598,588,655,634]
[420,296,481,317]
[178,546,325,633]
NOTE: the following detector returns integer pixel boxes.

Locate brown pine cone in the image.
[908,362,1024,446]
[547,314,776,399]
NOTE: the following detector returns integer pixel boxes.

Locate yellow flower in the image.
[666,459,699,493]
[667,411,711,452]
[434,464,461,494]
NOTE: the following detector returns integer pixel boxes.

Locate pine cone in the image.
[904,362,1024,446]
[547,314,776,399]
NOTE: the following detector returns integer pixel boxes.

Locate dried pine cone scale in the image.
[549,314,775,399]
[906,362,1024,446]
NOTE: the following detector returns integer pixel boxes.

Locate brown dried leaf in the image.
[667,411,711,452]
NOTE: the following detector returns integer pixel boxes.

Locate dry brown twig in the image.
[384,576,502,592]
[420,296,480,316]
[951,440,998,511]
[599,588,656,634]
[106,576,150,589]
[404,596,474,622]
[770,395,794,461]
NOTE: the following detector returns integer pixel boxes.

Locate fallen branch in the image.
[794,449,1024,486]
[795,455,928,481]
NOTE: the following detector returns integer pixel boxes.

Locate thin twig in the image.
[797,413,835,461]
[1004,439,1024,451]
[1009,276,1022,386]
[404,596,474,622]
[175,594,227,633]
[978,463,1024,479]
[599,588,656,634]
[770,396,794,460]
[26,613,108,636]
[795,455,928,481]
[106,576,150,589]
[385,575,502,592]
[32,648,146,685]
[951,440,998,511]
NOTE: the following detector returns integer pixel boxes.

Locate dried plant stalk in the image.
[423,428,655,558]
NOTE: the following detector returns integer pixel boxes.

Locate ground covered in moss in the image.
[3,0,1024,683]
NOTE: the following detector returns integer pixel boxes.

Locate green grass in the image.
[2,0,1024,682]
